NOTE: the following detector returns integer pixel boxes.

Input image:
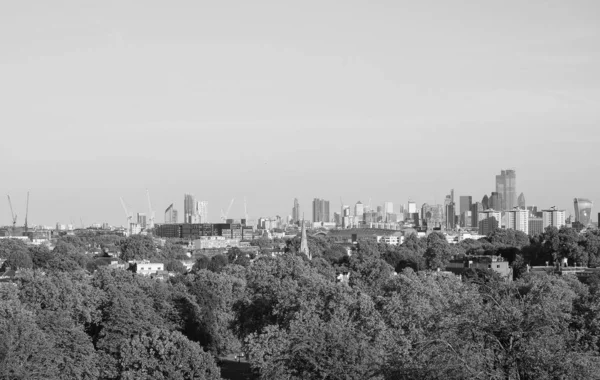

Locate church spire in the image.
[300,217,311,260]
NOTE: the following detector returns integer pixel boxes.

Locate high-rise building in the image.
[312,198,330,223]
[164,204,178,224]
[506,208,529,234]
[495,169,517,210]
[471,202,483,229]
[408,200,417,214]
[355,201,364,222]
[518,193,526,209]
[459,196,472,228]
[197,201,208,223]
[574,198,593,226]
[542,207,566,229]
[137,213,147,229]
[489,192,503,211]
[482,195,489,210]
[445,203,456,230]
[292,198,300,223]
[384,201,394,215]
[478,209,501,235]
[184,193,196,224]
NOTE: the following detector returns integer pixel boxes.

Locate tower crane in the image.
[24,191,29,232]
[119,197,133,227]
[244,196,248,222]
[7,195,17,235]
[146,189,155,229]
[221,198,235,222]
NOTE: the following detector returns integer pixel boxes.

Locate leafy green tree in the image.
[208,254,228,273]
[1,249,33,270]
[160,240,189,260]
[119,235,156,262]
[0,238,29,259]
[114,329,221,380]
[165,259,187,274]
[192,255,211,272]
[0,285,60,379]
[423,232,453,270]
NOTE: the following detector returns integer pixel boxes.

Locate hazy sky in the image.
[1,0,599,226]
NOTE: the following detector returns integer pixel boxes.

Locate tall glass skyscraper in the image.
[312,198,330,223]
[496,169,517,210]
[574,198,593,226]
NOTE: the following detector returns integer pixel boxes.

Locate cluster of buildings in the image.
[286,169,595,238]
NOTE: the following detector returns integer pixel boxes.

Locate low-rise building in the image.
[131,261,164,276]
[446,255,512,281]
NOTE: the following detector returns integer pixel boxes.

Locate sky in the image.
[1,0,599,227]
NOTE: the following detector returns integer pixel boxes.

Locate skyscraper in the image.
[471,202,483,228]
[312,198,330,223]
[518,193,526,209]
[478,210,501,235]
[482,195,489,210]
[408,200,417,214]
[164,204,178,224]
[354,201,364,222]
[292,198,300,223]
[574,198,593,226]
[197,201,208,223]
[489,192,502,211]
[495,169,517,210]
[459,196,472,215]
[184,193,196,224]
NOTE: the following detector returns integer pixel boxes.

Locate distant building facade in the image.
[506,208,529,234]
[312,198,330,223]
[574,198,593,226]
[528,218,543,236]
[496,169,516,210]
[164,204,178,224]
[542,208,566,229]
[478,209,501,235]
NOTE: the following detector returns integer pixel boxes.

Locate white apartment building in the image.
[542,208,566,229]
[506,208,529,234]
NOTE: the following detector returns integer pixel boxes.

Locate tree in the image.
[115,329,221,380]
[1,249,33,270]
[0,238,30,259]
[119,235,156,262]
[0,285,60,379]
[165,259,187,274]
[192,255,210,272]
[423,232,452,270]
[208,254,228,273]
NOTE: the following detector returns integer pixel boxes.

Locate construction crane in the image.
[7,195,17,235]
[119,197,133,227]
[80,217,85,229]
[146,189,155,229]
[221,198,235,222]
[244,196,248,222]
[24,191,29,232]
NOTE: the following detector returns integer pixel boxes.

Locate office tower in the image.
[354,201,364,222]
[384,201,394,214]
[459,196,472,228]
[495,169,517,210]
[164,204,178,224]
[482,195,489,210]
[445,202,456,230]
[312,198,330,223]
[478,209,502,235]
[574,198,593,226]
[292,198,300,222]
[459,196,472,215]
[197,201,208,223]
[137,213,147,229]
[408,200,417,214]
[506,208,529,234]
[470,202,483,229]
[518,193,526,209]
[489,192,502,211]
[184,193,196,224]
[542,207,566,229]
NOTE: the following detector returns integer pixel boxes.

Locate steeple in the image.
[300,217,310,260]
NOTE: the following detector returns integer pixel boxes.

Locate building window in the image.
[497,265,500,268]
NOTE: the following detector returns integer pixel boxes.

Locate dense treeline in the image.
[1,227,600,379]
